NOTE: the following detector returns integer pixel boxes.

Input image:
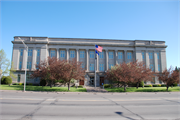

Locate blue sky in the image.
[0,0,179,69]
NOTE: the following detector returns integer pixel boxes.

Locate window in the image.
[90,51,94,58]
[19,62,22,69]
[26,74,30,81]
[37,49,40,57]
[149,64,154,71]
[142,52,145,60]
[99,52,104,59]
[60,50,65,58]
[36,62,39,69]
[27,62,32,69]
[127,52,132,59]
[157,53,159,59]
[151,77,155,84]
[99,64,104,71]
[17,74,20,82]
[109,52,113,59]
[109,64,113,69]
[80,51,85,58]
[20,49,23,56]
[70,51,75,58]
[90,64,94,71]
[81,63,85,68]
[158,64,160,72]
[149,52,153,59]
[50,50,56,58]
[28,49,32,56]
[118,52,123,59]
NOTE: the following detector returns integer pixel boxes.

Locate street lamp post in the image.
[18,37,28,92]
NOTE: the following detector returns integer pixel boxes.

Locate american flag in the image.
[95,45,103,52]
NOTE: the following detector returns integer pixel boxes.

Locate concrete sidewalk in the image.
[85,86,108,92]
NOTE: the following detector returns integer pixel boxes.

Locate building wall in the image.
[11,37,167,86]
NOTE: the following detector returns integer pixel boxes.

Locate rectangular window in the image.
[99,64,104,71]
[99,52,104,59]
[17,74,20,82]
[157,53,159,59]
[28,49,32,56]
[81,63,85,68]
[109,64,113,69]
[70,51,75,58]
[118,52,123,59]
[142,52,145,60]
[19,62,22,69]
[60,50,65,58]
[127,52,132,59]
[158,64,160,72]
[27,62,32,69]
[80,51,85,58]
[36,62,39,69]
[149,64,154,71]
[37,49,40,57]
[26,74,30,81]
[90,51,94,58]
[149,52,153,59]
[109,52,113,59]
[90,64,94,71]
[20,49,23,56]
[50,50,56,58]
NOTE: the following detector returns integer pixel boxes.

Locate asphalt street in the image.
[0,90,180,120]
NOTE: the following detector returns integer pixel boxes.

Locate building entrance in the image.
[79,79,84,85]
[100,77,104,86]
[90,77,94,85]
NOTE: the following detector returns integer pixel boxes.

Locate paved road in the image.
[0,90,180,120]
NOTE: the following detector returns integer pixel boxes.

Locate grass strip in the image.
[0,85,87,92]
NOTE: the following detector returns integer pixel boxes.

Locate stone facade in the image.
[11,36,167,86]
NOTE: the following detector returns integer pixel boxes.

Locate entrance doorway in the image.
[90,77,94,85]
[79,80,84,85]
[100,77,104,86]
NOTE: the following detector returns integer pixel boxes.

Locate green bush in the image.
[55,80,64,83]
[153,84,158,87]
[28,83,33,86]
[3,76,12,85]
[40,79,47,86]
[144,85,151,87]
[1,76,6,84]
[139,81,144,87]
[19,83,22,85]
[149,84,152,87]
[13,83,19,85]
[78,85,83,88]
[158,84,161,87]
[161,84,166,87]
[104,84,112,88]
[173,83,178,87]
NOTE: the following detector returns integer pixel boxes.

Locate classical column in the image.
[22,48,27,70]
[106,49,108,71]
[154,51,158,72]
[32,47,37,70]
[76,49,79,62]
[124,50,127,63]
[86,49,89,72]
[66,48,69,61]
[145,50,149,68]
[115,50,118,65]
[56,48,59,59]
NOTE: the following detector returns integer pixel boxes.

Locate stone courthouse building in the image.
[11,36,167,86]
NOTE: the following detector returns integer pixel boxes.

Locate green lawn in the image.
[105,87,180,92]
[0,85,87,92]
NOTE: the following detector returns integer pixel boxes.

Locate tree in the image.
[31,57,86,90]
[157,67,179,91]
[0,49,10,78]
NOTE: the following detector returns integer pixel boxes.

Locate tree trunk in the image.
[50,82,52,88]
[136,82,139,89]
[118,82,119,88]
[68,83,70,91]
[166,86,169,91]
[124,84,126,91]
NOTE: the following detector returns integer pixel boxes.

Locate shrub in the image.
[149,84,152,87]
[78,85,83,88]
[104,84,112,88]
[144,85,150,87]
[161,84,166,87]
[173,83,178,87]
[28,83,33,86]
[158,84,161,87]
[3,76,12,85]
[19,83,22,85]
[55,80,64,83]
[40,79,47,86]
[1,76,6,84]
[153,84,158,87]
[139,81,144,87]
[13,83,19,85]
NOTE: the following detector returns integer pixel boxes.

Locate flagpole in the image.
[95,47,96,89]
